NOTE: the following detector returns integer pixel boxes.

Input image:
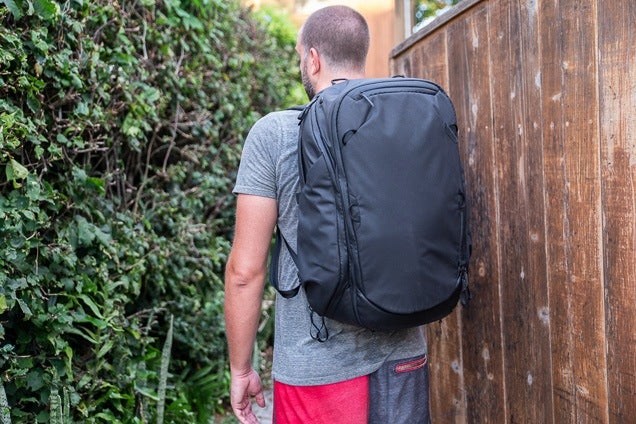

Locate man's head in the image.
[296,5,369,98]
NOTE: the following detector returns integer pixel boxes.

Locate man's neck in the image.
[314,70,366,94]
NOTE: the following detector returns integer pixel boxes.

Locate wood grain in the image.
[390,0,635,421]
[598,0,636,422]
[446,4,507,423]
[540,0,609,421]
[487,0,553,421]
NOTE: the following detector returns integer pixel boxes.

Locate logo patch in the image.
[394,356,428,374]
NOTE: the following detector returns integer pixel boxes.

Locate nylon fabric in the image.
[294,78,471,330]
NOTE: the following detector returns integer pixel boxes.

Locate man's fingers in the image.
[254,390,266,408]
[229,369,264,423]
[234,405,260,424]
[233,393,263,424]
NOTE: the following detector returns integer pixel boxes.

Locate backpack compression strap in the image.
[270,228,330,342]
[269,227,300,298]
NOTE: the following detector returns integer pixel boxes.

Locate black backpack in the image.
[272,77,471,332]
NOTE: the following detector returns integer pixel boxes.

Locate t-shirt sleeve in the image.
[233,115,278,199]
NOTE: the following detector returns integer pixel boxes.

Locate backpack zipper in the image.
[306,100,351,316]
[327,92,364,322]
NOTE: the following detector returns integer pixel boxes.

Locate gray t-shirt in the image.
[233,109,426,386]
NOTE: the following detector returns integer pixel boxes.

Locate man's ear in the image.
[308,47,321,76]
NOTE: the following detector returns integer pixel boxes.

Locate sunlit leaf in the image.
[32,0,58,20]
[6,158,29,181]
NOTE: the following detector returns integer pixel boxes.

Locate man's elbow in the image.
[225,259,266,290]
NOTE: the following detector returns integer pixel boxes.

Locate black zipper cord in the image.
[309,308,329,342]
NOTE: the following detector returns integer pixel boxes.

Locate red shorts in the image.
[272,354,430,424]
[273,375,369,424]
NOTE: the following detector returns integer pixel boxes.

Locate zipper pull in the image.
[457,265,473,306]
[458,266,471,306]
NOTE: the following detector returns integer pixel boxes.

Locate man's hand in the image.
[230,368,266,424]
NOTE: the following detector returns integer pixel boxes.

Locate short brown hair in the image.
[300,5,369,72]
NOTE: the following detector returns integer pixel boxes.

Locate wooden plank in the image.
[391,29,447,81]
[515,1,556,419]
[537,0,571,420]
[598,0,636,422]
[539,0,609,421]
[445,4,507,423]
[487,0,554,421]
[426,314,467,423]
[393,30,469,424]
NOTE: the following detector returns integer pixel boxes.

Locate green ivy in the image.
[0,0,300,421]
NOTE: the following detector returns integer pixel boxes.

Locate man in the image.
[225,6,429,423]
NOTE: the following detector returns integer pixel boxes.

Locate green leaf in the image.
[63,345,73,373]
[34,145,44,159]
[1,0,23,19]
[157,314,174,424]
[78,294,104,319]
[74,101,89,116]
[77,315,108,330]
[26,369,45,391]
[49,385,62,424]
[32,0,58,19]
[6,158,29,181]
[26,93,41,113]
[75,216,95,246]
[85,177,105,195]
[17,298,32,318]
[122,115,141,138]
[0,295,7,314]
[96,339,114,359]
[55,133,69,145]
[65,327,98,344]
[134,386,159,401]
[25,176,42,201]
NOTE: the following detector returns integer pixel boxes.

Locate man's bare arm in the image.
[224,194,277,424]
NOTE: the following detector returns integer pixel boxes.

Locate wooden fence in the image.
[391,0,636,422]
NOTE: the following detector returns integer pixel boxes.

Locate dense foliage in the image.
[414,0,461,26]
[0,0,300,421]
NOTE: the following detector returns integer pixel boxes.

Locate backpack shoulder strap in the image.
[267,104,307,298]
[287,104,305,112]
